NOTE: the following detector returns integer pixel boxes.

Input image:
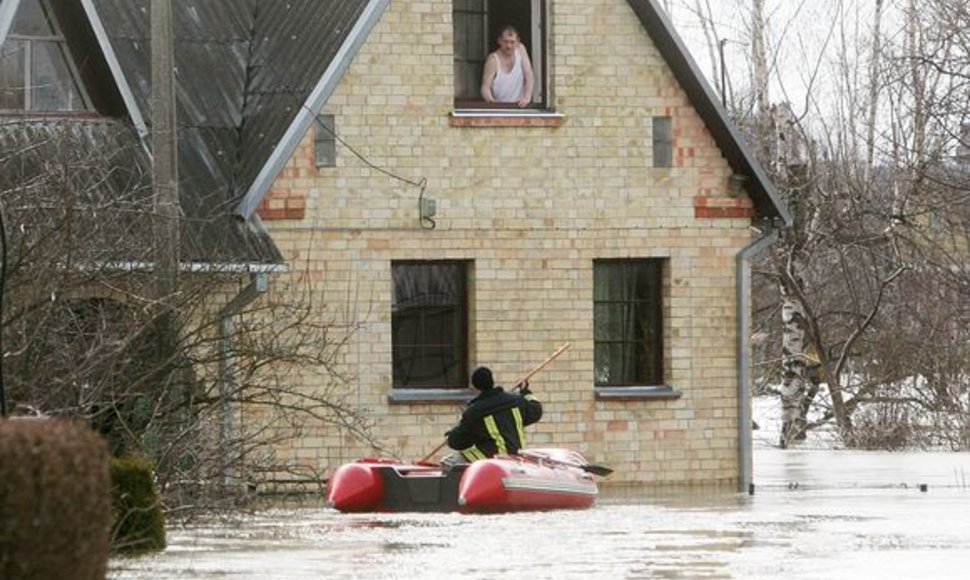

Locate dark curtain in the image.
[594,260,663,386]
[392,262,467,388]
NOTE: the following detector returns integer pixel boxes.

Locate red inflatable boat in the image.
[326,448,604,513]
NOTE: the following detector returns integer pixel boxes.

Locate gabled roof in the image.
[1,0,788,268]
[0,0,383,266]
[90,0,381,263]
[626,0,792,225]
[230,0,791,226]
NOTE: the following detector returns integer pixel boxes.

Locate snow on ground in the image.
[752,395,842,450]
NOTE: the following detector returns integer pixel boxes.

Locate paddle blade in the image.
[582,463,613,477]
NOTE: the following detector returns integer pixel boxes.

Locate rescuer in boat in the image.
[443,366,543,466]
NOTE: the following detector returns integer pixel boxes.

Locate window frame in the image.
[0,0,92,114]
[452,0,550,111]
[592,258,675,396]
[652,116,674,168]
[314,114,336,168]
[390,260,471,393]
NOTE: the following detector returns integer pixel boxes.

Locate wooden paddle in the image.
[418,343,572,464]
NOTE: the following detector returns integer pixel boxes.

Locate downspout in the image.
[218,273,269,487]
[737,224,778,494]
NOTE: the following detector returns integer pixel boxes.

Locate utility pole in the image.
[149,0,180,400]
[751,0,771,162]
[151,0,179,302]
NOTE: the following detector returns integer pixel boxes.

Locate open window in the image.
[453,0,547,109]
[0,0,91,113]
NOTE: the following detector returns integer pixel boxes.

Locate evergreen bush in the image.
[0,418,111,580]
[110,456,166,554]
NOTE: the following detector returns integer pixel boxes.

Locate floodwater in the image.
[109,448,970,580]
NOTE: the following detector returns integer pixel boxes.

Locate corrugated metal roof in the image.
[51,0,373,265]
[238,0,369,196]
[0,117,280,266]
[0,119,156,263]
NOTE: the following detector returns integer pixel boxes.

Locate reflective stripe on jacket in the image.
[446,387,542,461]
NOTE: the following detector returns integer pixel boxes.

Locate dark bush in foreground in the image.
[0,418,111,580]
[110,456,166,554]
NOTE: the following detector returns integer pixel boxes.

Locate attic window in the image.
[453,0,548,109]
[314,114,336,168]
[0,0,90,113]
[653,116,673,167]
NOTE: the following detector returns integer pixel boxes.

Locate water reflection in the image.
[110,449,970,580]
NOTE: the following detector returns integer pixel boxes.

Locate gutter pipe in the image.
[737,225,778,494]
[217,273,269,487]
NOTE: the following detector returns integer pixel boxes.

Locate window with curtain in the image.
[314,114,336,168]
[392,261,469,389]
[453,0,547,108]
[0,0,89,112]
[593,259,665,386]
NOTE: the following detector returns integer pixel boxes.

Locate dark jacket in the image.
[446,386,542,461]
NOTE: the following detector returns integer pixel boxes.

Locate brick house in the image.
[251,0,792,489]
[1,0,790,489]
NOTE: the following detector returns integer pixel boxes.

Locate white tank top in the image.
[490,49,524,103]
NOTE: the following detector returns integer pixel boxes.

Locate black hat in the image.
[471,366,494,391]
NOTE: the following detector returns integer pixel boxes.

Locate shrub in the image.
[843,402,917,451]
[0,418,111,580]
[110,456,166,554]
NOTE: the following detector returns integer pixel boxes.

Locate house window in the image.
[0,0,89,112]
[653,116,674,167]
[594,259,665,386]
[453,0,547,108]
[314,114,336,168]
[392,261,469,389]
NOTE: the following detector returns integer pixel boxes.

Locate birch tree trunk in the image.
[779,263,813,447]
[863,0,884,181]
[748,0,811,446]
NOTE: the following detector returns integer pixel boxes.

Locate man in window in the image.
[480,26,534,108]
[444,366,542,464]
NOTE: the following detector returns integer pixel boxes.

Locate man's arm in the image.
[447,417,476,450]
[480,53,498,103]
[518,45,535,108]
[520,385,543,426]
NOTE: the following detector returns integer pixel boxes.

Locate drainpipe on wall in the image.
[218,273,269,488]
[737,225,778,494]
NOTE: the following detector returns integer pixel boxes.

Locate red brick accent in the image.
[257,195,305,221]
[449,115,565,128]
[694,196,757,219]
[258,206,305,221]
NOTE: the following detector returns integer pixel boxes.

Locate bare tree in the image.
[0,120,379,508]
[678,0,970,449]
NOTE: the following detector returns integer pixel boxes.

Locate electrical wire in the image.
[303,106,435,229]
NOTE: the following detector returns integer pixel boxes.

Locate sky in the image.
[664,0,899,123]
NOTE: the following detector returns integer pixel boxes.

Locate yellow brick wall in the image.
[262,0,755,487]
